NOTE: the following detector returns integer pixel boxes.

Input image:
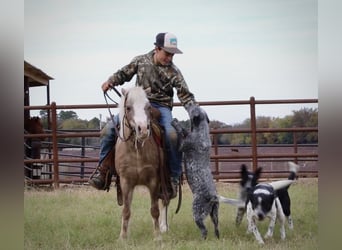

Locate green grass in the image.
[24,179,318,250]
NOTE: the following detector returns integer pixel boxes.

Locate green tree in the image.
[256,116,273,144]
[59,110,78,121]
[88,117,100,129]
[277,115,293,144]
[292,108,318,143]
[38,109,49,128]
[58,118,87,145]
[209,120,232,145]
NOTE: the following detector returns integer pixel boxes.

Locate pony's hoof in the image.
[160,224,168,233]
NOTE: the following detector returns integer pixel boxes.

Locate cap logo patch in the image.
[169,38,177,46]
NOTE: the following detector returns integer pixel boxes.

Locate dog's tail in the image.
[287,161,300,180]
[217,195,245,208]
[269,179,294,191]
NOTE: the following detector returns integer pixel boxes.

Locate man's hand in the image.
[102,81,113,92]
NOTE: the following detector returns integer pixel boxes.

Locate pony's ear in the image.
[121,88,128,96]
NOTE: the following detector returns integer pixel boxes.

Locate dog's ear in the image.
[205,113,210,124]
[240,164,249,186]
[240,164,248,175]
[251,167,262,186]
[255,167,262,178]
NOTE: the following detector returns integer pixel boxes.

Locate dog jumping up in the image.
[171,105,219,239]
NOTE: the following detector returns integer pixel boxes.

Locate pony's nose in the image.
[137,123,149,137]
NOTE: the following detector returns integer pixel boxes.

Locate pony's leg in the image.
[150,190,161,239]
[119,181,133,240]
[159,200,169,233]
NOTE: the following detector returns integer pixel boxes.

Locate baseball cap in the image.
[154,32,183,54]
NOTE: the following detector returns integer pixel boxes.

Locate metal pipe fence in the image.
[24,97,318,188]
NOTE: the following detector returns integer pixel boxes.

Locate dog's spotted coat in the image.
[172,105,219,239]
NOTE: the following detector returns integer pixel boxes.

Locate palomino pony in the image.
[115,86,170,240]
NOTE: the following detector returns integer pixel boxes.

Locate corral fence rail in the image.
[24,97,318,188]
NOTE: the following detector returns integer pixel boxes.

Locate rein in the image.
[103,88,134,142]
[103,87,150,144]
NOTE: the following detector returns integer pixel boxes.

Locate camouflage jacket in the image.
[108,50,196,109]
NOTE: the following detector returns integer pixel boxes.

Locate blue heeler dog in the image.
[171,105,219,239]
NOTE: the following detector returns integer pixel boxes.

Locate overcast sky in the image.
[25,0,317,124]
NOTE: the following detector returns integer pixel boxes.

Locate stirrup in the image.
[89,165,112,192]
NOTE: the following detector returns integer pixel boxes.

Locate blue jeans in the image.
[99,103,182,180]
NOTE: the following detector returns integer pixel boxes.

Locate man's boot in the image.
[89,164,112,191]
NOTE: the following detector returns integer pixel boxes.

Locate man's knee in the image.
[100,121,116,139]
[168,129,178,145]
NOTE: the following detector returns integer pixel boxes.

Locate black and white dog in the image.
[171,105,219,239]
[238,162,299,244]
[220,162,299,244]
[235,162,299,229]
[246,181,292,244]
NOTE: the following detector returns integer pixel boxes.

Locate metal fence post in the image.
[51,102,60,188]
[212,134,219,182]
[250,97,258,171]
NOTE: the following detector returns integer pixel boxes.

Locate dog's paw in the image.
[280,227,286,240]
[264,231,273,239]
[288,217,294,230]
[256,238,265,245]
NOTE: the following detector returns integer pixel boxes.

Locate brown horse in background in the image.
[115,86,171,240]
[24,116,45,178]
[25,116,44,135]
[24,116,45,156]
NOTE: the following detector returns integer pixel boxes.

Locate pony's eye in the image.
[126,106,131,112]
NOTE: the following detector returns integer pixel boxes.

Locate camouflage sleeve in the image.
[172,71,197,109]
[107,56,139,86]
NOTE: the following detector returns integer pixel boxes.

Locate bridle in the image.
[104,87,151,145]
